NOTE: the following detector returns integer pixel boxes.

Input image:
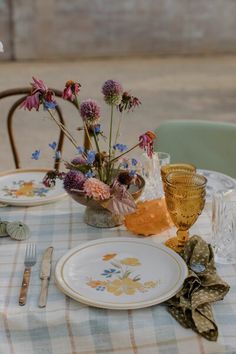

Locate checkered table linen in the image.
[0,198,235,354]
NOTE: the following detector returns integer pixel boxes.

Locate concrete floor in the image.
[0,56,236,171]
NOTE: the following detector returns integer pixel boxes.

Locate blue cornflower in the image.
[31,150,41,160]
[131,158,138,166]
[54,151,61,160]
[94,124,101,133]
[129,170,137,177]
[43,101,57,110]
[49,141,57,150]
[76,146,84,154]
[121,162,129,169]
[85,171,94,178]
[86,150,96,164]
[113,143,128,152]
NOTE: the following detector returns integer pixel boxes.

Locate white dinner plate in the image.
[198,169,236,200]
[0,169,67,206]
[55,238,188,310]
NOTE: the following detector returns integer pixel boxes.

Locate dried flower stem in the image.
[108,104,114,161]
[110,142,140,163]
[47,109,78,148]
[74,95,93,151]
[114,111,123,146]
[107,104,115,183]
[92,131,103,180]
[83,123,93,151]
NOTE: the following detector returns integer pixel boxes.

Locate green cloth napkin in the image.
[166,235,230,341]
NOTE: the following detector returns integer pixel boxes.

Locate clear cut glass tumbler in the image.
[212,190,236,264]
[140,152,170,200]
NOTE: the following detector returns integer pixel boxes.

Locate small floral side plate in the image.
[55,238,188,310]
[0,169,66,206]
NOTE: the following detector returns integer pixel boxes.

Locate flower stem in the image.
[92,131,103,180]
[74,95,93,151]
[47,109,78,148]
[74,95,80,110]
[107,105,115,183]
[114,111,123,145]
[110,143,140,163]
[108,104,114,161]
[83,123,93,151]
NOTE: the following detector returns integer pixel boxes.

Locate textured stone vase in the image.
[84,204,123,228]
[68,175,145,228]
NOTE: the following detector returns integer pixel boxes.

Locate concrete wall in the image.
[1,0,236,60]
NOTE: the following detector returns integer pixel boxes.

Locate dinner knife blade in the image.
[38,246,53,308]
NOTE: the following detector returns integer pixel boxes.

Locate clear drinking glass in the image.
[212,190,236,264]
[140,152,170,200]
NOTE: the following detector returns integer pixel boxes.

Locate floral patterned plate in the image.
[0,169,66,206]
[198,169,236,200]
[55,238,188,310]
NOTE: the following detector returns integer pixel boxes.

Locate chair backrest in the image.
[0,88,76,170]
[155,120,236,178]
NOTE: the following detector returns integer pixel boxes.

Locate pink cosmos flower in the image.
[62,80,81,101]
[83,178,110,200]
[63,86,73,100]
[20,92,41,111]
[31,77,48,94]
[139,131,156,158]
[20,77,57,111]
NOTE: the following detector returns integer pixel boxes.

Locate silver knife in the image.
[38,247,53,308]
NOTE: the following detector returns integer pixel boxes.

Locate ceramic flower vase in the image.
[68,174,145,228]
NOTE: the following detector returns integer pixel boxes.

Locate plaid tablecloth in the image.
[0,198,236,354]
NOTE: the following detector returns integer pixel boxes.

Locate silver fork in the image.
[19,243,37,306]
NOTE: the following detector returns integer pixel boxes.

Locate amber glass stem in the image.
[177,229,189,245]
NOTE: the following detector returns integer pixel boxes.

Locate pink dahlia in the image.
[83,178,110,200]
[63,170,86,192]
[102,79,123,105]
[80,99,101,123]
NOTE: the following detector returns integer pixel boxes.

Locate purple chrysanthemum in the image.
[80,99,101,123]
[102,79,123,105]
[63,170,86,192]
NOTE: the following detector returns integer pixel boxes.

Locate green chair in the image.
[154,120,236,178]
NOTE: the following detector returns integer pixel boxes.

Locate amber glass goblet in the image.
[161,163,196,193]
[164,171,207,252]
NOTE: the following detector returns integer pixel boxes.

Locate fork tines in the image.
[24,243,37,267]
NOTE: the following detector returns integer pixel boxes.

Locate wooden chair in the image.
[155,119,236,178]
[0,88,76,170]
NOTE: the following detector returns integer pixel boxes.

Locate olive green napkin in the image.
[166,235,230,341]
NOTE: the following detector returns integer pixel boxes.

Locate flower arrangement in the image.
[20,77,156,219]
